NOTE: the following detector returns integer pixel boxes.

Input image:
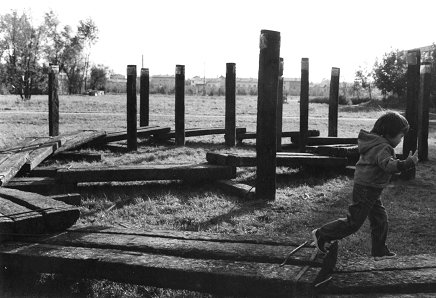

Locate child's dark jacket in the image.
[354,130,414,188]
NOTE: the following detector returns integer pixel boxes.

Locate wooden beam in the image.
[104,126,170,143]
[237,130,320,141]
[276,58,284,151]
[48,64,59,136]
[47,193,81,206]
[418,62,431,161]
[0,152,29,186]
[175,65,185,146]
[225,63,236,147]
[54,130,106,154]
[0,196,45,234]
[51,151,102,162]
[160,127,246,139]
[292,136,357,146]
[215,180,255,200]
[300,58,309,152]
[328,67,340,137]
[140,68,150,127]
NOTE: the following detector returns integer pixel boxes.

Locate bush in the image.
[350,97,372,105]
[309,96,351,105]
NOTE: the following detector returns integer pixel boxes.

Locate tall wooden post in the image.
[126,65,137,151]
[276,58,284,151]
[225,63,236,147]
[255,30,280,201]
[418,62,431,161]
[140,68,150,127]
[175,65,185,146]
[403,49,421,157]
[328,67,340,137]
[48,64,59,136]
[299,58,309,152]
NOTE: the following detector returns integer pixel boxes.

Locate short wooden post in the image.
[276,58,284,151]
[225,63,236,147]
[48,64,59,136]
[328,67,340,137]
[140,68,149,127]
[126,65,137,151]
[418,62,431,161]
[255,30,280,201]
[403,49,421,157]
[175,65,185,146]
[299,58,309,152]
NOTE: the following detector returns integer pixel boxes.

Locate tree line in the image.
[0,10,98,99]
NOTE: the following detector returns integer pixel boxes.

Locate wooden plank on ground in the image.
[215,180,255,200]
[54,130,106,154]
[0,188,80,232]
[0,196,45,234]
[57,163,236,183]
[51,151,102,162]
[47,193,81,206]
[0,242,322,297]
[0,211,14,242]
[0,152,29,186]
[291,137,358,146]
[105,126,170,143]
[305,144,358,158]
[237,129,320,141]
[22,138,60,172]
[159,127,247,139]
[5,177,58,192]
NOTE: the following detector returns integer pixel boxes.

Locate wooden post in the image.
[140,68,150,127]
[48,64,59,136]
[126,65,137,151]
[328,67,340,137]
[175,65,185,146]
[299,58,309,152]
[403,49,421,157]
[225,63,236,147]
[417,62,431,161]
[255,30,280,201]
[276,58,284,151]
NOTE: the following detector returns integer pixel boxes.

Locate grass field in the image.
[0,94,435,297]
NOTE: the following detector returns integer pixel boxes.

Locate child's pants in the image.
[318,183,389,256]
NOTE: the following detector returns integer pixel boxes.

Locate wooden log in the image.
[47,193,81,206]
[0,242,322,297]
[225,63,236,147]
[0,196,45,234]
[215,180,255,200]
[57,164,236,183]
[328,67,340,137]
[105,126,170,143]
[23,141,59,172]
[292,136,357,146]
[0,188,80,232]
[418,62,431,161]
[127,65,138,151]
[51,151,102,162]
[0,152,29,186]
[54,130,106,154]
[237,129,320,141]
[160,127,246,139]
[276,58,284,151]
[403,49,421,157]
[140,68,150,127]
[48,64,59,137]
[175,65,185,146]
[300,58,309,152]
[256,29,281,201]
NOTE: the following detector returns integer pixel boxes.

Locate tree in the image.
[372,50,407,98]
[89,64,108,90]
[0,10,44,99]
[355,67,373,100]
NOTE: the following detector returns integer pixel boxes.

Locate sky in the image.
[3,0,436,82]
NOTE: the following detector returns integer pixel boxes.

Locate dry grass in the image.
[0,94,435,297]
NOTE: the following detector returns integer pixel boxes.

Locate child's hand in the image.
[409,150,419,165]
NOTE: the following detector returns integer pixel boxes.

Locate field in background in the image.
[0,94,435,297]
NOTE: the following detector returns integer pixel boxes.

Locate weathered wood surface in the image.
[160,127,246,139]
[215,180,255,200]
[51,151,102,162]
[57,163,236,183]
[0,210,14,241]
[0,196,45,235]
[0,152,29,186]
[54,130,106,154]
[104,126,170,143]
[237,129,320,141]
[300,58,310,152]
[22,138,60,172]
[291,136,358,146]
[0,188,79,232]
[5,177,58,191]
[225,63,237,147]
[47,193,81,206]
[206,152,348,168]
[305,144,359,165]
[0,241,321,297]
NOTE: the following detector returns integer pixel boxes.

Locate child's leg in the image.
[368,198,389,256]
[318,184,381,241]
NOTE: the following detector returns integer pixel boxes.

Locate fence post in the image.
[140,68,150,127]
[48,64,59,136]
[175,65,185,146]
[225,63,236,147]
[276,58,284,151]
[418,62,431,161]
[127,65,137,151]
[255,30,280,201]
[299,58,309,152]
[403,49,421,158]
[328,67,340,137]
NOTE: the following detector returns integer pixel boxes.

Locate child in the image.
[312,111,419,260]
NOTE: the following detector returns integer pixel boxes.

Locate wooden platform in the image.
[157,127,247,139]
[237,129,320,141]
[206,152,348,168]
[0,226,338,297]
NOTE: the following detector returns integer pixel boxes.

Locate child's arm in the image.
[377,148,418,173]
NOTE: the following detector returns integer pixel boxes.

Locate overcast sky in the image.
[3,0,436,82]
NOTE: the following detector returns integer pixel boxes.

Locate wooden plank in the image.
[0,188,79,232]
[292,137,358,146]
[300,58,310,152]
[175,65,185,146]
[0,152,29,186]
[22,139,60,172]
[0,196,45,234]
[0,242,322,297]
[215,180,255,200]
[5,177,58,191]
[51,151,102,162]
[104,126,170,143]
[139,68,150,127]
[25,167,58,177]
[161,127,247,139]
[57,163,236,183]
[54,131,107,154]
[47,193,81,206]
[0,210,14,242]
[237,130,320,141]
[225,63,237,147]
[328,67,340,137]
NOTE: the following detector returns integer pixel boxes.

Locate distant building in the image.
[283,78,300,96]
[150,75,175,91]
[109,74,126,82]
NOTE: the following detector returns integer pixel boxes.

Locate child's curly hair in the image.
[370,111,410,138]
